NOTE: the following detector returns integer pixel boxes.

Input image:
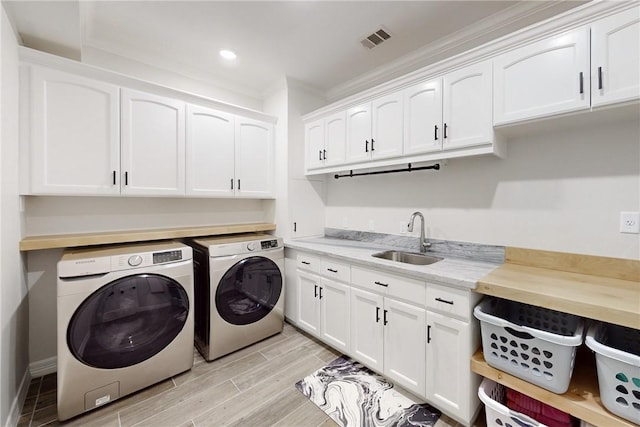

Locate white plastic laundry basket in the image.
[478,378,546,427]
[474,297,584,393]
[585,322,640,424]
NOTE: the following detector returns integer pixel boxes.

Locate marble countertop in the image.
[284,237,501,290]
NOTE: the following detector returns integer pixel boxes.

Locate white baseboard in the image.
[4,369,30,427]
[29,356,57,378]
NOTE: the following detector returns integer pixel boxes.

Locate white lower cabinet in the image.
[425,311,471,420]
[319,278,351,354]
[350,286,426,397]
[287,251,481,426]
[383,298,426,396]
[297,270,321,335]
[350,287,384,371]
[296,255,351,354]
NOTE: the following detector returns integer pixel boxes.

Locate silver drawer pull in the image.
[327,268,338,273]
[301,261,310,265]
[435,297,454,305]
[374,281,389,287]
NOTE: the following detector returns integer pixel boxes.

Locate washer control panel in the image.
[153,250,183,264]
[260,239,279,250]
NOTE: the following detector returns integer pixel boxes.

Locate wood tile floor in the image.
[19,322,471,427]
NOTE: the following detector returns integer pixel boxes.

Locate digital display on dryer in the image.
[261,239,279,249]
[153,250,182,264]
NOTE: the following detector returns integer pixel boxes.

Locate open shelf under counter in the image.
[471,349,636,427]
[472,247,640,427]
[19,222,276,251]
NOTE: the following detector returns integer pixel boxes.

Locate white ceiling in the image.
[4,1,588,100]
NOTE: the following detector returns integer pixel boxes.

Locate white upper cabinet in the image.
[28,66,120,195]
[185,105,235,197]
[346,103,373,163]
[443,61,494,150]
[403,78,443,155]
[121,89,186,196]
[371,92,404,159]
[234,117,273,198]
[324,112,347,167]
[305,111,346,171]
[346,92,403,164]
[305,119,325,170]
[591,7,640,107]
[493,28,590,125]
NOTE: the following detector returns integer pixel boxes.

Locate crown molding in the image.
[305,0,637,122]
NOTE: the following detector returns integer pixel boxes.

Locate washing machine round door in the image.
[216,256,282,325]
[67,273,189,369]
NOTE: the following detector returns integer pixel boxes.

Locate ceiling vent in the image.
[360,27,391,49]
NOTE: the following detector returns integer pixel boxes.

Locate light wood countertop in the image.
[19,222,276,251]
[476,247,640,329]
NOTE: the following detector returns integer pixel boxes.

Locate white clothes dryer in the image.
[189,233,284,361]
[57,242,194,421]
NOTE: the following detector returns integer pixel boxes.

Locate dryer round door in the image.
[216,256,282,325]
[67,273,189,369]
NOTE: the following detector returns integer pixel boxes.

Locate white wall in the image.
[1,6,30,427]
[263,80,289,238]
[326,118,640,259]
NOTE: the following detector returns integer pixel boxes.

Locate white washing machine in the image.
[57,241,194,421]
[189,233,284,361]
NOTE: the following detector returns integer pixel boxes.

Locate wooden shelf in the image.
[19,222,276,251]
[471,349,636,427]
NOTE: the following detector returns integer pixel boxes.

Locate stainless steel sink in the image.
[372,250,442,266]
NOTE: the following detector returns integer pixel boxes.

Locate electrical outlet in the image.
[342,216,349,229]
[620,211,640,233]
[368,220,375,231]
[400,221,407,234]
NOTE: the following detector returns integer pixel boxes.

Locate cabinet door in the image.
[289,178,325,238]
[493,28,590,125]
[297,271,321,336]
[235,118,273,198]
[404,79,443,155]
[30,66,120,195]
[305,119,325,170]
[383,298,426,397]
[185,105,235,197]
[320,278,350,354]
[121,89,185,196]
[592,8,640,107]
[346,103,372,163]
[324,111,347,167]
[350,287,384,372]
[443,60,493,150]
[371,92,403,160]
[426,311,471,420]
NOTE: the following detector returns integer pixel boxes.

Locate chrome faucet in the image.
[407,211,431,253]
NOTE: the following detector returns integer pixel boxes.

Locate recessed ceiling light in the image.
[219,49,237,60]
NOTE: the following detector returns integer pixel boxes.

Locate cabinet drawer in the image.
[320,258,350,282]
[352,266,425,305]
[426,283,472,320]
[296,253,321,273]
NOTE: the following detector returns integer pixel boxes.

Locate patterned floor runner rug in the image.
[295,355,441,427]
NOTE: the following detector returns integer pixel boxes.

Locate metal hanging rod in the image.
[334,163,440,179]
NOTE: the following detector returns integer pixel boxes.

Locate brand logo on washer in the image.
[75,259,96,265]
